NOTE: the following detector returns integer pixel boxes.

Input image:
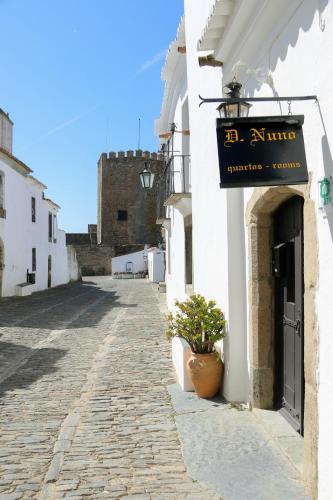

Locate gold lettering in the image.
[272,162,301,169]
[224,129,239,148]
[288,131,296,140]
[250,128,266,146]
[267,131,288,141]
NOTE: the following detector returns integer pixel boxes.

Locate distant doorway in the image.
[0,240,4,297]
[48,255,52,288]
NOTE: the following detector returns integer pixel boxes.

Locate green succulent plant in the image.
[166,294,226,354]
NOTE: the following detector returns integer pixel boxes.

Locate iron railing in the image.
[164,155,191,197]
[156,154,191,220]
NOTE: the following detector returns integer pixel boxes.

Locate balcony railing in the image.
[156,155,191,222]
[165,154,191,197]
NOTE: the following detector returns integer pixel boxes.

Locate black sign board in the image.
[216,115,308,188]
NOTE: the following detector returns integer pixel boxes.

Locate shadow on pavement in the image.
[0,340,66,397]
[0,278,137,330]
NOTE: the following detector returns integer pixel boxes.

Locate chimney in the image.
[0,108,13,154]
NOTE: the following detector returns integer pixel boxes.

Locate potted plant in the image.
[166,294,226,398]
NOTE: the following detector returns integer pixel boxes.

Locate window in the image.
[0,172,4,208]
[48,212,52,241]
[117,210,128,221]
[32,248,36,271]
[31,197,36,222]
[53,215,57,243]
[0,173,4,212]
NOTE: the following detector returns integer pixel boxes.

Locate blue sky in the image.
[0,0,183,232]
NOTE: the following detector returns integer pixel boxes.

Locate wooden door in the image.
[273,196,304,435]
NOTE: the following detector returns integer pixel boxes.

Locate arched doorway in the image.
[0,239,4,297]
[48,255,52,288]
[246,185,318,495]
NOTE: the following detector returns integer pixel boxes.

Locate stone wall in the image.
[66,233,91,245]
[73,244,114,276]
[97,150,163,252]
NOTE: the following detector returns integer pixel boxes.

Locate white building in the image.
[157,1,333,497]
[111,246,165,283]
[0,108,79,297]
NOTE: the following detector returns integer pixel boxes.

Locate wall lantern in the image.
[139,162,155,189]
[217,78,252,118]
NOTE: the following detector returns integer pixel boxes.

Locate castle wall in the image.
[70,244,113,276]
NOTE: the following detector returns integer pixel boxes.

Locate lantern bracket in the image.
[198,95,318,107]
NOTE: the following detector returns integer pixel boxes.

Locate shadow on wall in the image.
[0,279,137,330]
[0,342,66,398]
[242,0,328,99]
[321,133,333,242]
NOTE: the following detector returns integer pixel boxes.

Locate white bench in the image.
[16,283,34,297]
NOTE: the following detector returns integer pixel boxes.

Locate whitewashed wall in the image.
[155,20,193,311]
[147,249,165,283]
[111,250,147,275]
[182,0,333,495]
[212,1,333,496]
[183,0,248,402]
[0,156,79,296]
[67,245,81,282]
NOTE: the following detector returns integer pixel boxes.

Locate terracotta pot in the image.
[187,352,223,398]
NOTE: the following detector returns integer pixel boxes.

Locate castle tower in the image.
[97,150,163,255]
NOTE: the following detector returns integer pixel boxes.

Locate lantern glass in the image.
[239,101,252,117]
[218,101,252,118]
[140,169,155,189]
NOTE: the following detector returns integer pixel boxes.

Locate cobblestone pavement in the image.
[0,278,218,499]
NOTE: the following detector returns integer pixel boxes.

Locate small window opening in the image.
[31,197,36,222]
[32,248,36,271]
[0,173,4,209]
[48,212,52,241]
[53,215,57,243]
[117,210,128,221]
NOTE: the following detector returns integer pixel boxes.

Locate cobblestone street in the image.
[0,278,217,499]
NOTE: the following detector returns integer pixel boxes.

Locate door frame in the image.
[246,184,318,497]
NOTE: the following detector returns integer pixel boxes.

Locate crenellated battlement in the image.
[106,150,164,161]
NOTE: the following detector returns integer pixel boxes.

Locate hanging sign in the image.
[216,115,308,188]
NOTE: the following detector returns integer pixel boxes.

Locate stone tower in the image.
[97,150,163,255]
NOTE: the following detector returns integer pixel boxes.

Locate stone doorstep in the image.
[168,383,310,500]
[252,407,304,476]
